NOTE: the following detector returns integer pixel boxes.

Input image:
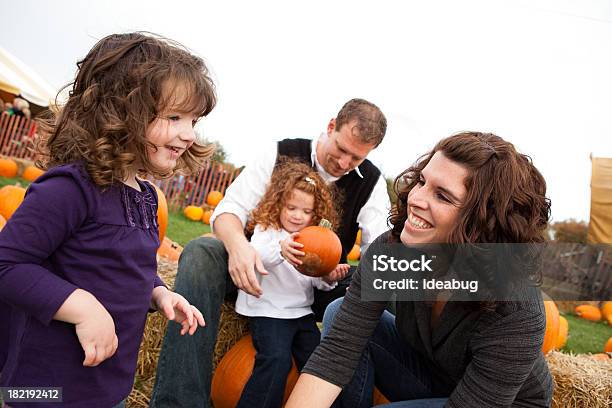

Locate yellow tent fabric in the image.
[587,156,612,244]
[0,45,56,107]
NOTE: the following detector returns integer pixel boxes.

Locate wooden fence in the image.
[0,112,38,159]
[541,243,612,301]
[0,112,241,210]
[152,163,241,211]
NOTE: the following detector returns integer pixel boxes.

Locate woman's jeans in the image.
[322,298,449,408]
[237,315,321,408]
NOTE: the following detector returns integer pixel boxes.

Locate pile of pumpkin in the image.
[182,190,223,224]
[0,157,45,231]
[573,302,612,359]
[543,300,612,359]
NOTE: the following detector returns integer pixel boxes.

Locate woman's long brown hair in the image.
[389,132,551,244]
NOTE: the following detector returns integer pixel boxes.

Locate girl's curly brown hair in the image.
[35,32,216,187]
[389,132,551,244]
[246,158,340,233]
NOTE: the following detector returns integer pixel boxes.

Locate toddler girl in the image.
[235,159,349,408]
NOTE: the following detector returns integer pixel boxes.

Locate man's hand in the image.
[227,239,268,297]
[280,232,305,268]
[322,263,350,284]
[214,213,269,297]
[152,286,205,335]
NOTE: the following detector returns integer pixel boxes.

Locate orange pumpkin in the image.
[605,337,612,353]
[601,301,612,325]
[0,184,26,220]
[555,316,568,350]
[153,185,168,245]
[542,300,560,355]
[0,158,18,178]
[22,165,44,182]
[294,219,342,277]
[373,386,390,405]
[183,205,204,221]
[201,209,213,225]
[347,244,361,261]
[211,335,299,408]
[575,304,602,322]
[157,237,182,261]
[590,353,611,362]
[206,190,224,207]
[0,214,6,231]
[355,228,362,246]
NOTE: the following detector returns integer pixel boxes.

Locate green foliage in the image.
[386,176,397,205]
[550,219,588,243]
[205,139,228,164]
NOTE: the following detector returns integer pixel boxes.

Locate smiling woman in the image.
[400,151,468,244]
[286,131,553,408]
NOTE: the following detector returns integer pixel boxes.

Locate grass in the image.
[561,313,612,354]
[0,175,30,188]
[167,209,211,246]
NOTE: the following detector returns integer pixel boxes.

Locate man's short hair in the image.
[335,98,387,147]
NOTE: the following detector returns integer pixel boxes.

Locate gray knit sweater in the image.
[302,233,553,407]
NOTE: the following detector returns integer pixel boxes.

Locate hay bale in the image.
[546,351,612,408]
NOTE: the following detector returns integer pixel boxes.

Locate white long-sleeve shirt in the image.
[211,135,390,250]
[235,226,337,319]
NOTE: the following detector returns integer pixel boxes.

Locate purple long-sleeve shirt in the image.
[0,163,164,407]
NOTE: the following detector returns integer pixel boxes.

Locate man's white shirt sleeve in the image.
[357,174,390,248]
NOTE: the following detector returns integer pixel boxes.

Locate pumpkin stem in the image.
[319,218,333,229]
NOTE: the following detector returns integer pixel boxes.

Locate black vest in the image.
[276,138,381,263]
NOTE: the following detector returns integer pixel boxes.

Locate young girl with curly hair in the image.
[0,32,216,407]
[235,159,349,408]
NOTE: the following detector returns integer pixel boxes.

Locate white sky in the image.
[2,0,611,222]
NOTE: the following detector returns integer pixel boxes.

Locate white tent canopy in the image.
[0,45,57,107]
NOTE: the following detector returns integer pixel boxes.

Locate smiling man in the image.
[149,98,390,408]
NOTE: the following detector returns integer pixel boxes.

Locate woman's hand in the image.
[152,286,205,335]
[322,263,350,284]
[280,232,305,268]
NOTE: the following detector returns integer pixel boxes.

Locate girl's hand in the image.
[54,289,118,367]
[76,310,118,367]
[152,286,205,335]
[322,263,350,284]
[280,232,305,268]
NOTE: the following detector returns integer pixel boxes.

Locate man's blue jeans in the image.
[149,237,231,408]
[322,298,449,408]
